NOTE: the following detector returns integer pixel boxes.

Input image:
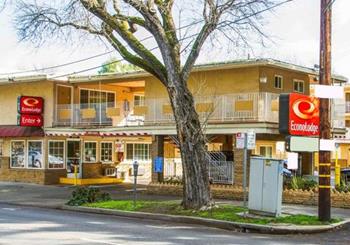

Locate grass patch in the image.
[84,200,341,226]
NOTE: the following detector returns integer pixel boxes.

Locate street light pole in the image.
[318,0,332,222]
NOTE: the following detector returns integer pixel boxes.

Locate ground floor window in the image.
[11,141,25,168]
[259,146,273,158]
[0,140,3,157]
[27,141,43,168]
[126,143,150,161]
[101,142,113,163]
[84,142,97,163]
[48,141,65,169]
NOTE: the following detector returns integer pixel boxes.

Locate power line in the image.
[7,0,292,79]
[50,31,201,79]
[50,0,294,79]
[0,20,204,76]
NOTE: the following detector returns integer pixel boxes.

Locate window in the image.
[48,141,65,169]
[80,89,116,109]
[274,75,283,89]
[134,95,145,106]
[84,142,97,163]
[0,140,3,158]
[126,143,150,161]
[100,142,113,163]
[293,80,304,93]
[260,146,272,158]
[27,141,43,168]
[11,141,25,168]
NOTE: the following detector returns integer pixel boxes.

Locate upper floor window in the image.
[274,75,283,89]
[345,93,350,102]
[293,80,304,93]
[80,89,116,109]
[134,94,145,106]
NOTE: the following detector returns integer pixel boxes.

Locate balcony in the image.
[54,92,280,128]
[55,103,144,127]
[144,92,280,125]
[346,102,350,113]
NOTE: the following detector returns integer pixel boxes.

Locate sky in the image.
[0,0,349,79]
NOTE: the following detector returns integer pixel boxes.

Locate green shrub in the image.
[67,186,111,206]
[162,176,183,185]
[287,176,318,191]
[335,179,350,193]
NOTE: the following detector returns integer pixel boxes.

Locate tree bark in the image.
[167,78,211,209]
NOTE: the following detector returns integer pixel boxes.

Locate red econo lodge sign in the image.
[279,93,320,136]
[19,114,43,127]
[18,96,44,114]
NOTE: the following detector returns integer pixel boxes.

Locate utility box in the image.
[248,157,284,217]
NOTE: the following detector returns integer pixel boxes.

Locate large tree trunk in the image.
[167,79,212,209]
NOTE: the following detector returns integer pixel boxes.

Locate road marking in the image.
[80,238,121,245]
[1,208,18,211]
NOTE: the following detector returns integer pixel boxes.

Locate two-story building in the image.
[0,59,347,185]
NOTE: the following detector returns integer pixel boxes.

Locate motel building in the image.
[0,59,348,185]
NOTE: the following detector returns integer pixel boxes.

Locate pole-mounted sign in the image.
[279,93,320,136]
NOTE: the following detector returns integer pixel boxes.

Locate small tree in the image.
[98,59,141,74]
[15,0,290,209]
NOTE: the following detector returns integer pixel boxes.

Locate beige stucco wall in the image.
[0,81,54,127]
[144,67,260,98]
[259,66,310,95]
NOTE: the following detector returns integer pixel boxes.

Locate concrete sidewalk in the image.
[0,181,349,219]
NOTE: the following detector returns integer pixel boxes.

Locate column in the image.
[151,135,164,183]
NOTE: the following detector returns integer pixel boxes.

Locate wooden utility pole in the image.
[318,0,332,222]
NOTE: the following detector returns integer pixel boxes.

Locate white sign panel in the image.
[289,136,319,152]
[287,152,298,170]
[247,132,256,150]
[236,133,245,149]
[314,85,344,99]
[276,141,285,152]
[319,139,335,151]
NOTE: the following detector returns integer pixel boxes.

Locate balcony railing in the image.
[54,92,283,127]
[346,102,350,113]
[54,102,144,127]
[144,92,280,124]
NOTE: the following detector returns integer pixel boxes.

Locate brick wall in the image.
[82,163,104,179]
[0,157,66,185]
[146,183,350,209]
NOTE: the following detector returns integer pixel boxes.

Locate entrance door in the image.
[67,140,81,178]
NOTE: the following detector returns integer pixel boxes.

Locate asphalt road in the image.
[0,204,349,245]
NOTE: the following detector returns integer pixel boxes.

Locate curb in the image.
[62,205,349,234]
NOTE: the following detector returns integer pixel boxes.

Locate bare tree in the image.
[14,0,291,209]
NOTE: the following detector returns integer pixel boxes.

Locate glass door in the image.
[67,140,81,178]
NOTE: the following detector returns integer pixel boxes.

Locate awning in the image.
[45,131,149,137]
[0,125,45,138]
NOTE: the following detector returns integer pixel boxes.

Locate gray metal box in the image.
[248,157,283,217]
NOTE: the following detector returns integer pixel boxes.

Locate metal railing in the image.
[346,102,350,113]
[145,92,280,124]
[54,102,144,127]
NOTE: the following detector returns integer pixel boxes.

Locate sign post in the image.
[236,131,255,213]
[335,143,340,186]
[133,161,139,209]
